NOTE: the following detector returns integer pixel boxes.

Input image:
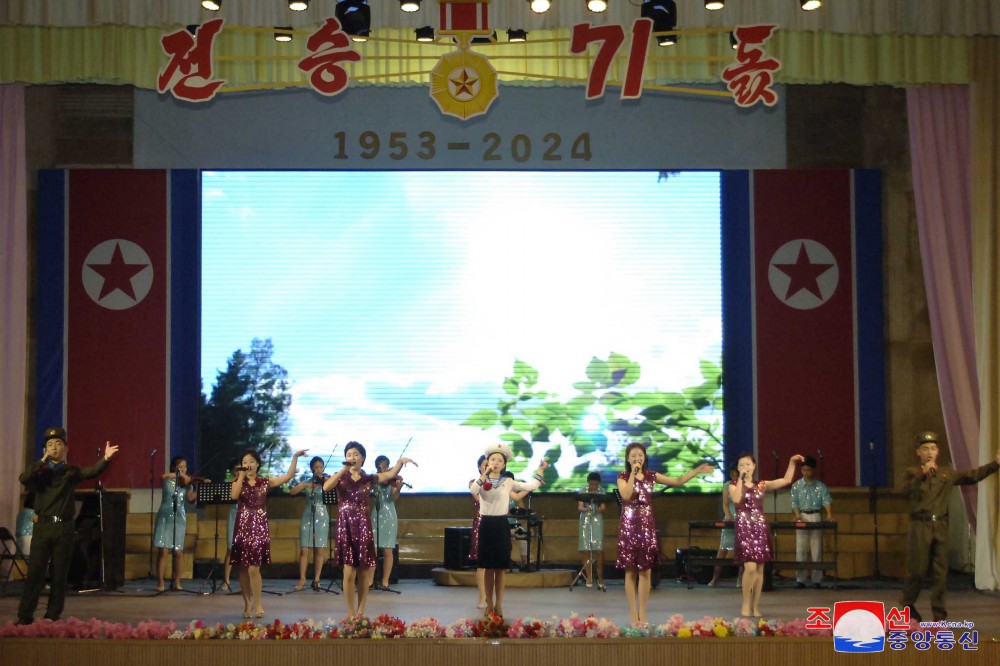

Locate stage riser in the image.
[0,639,993,665]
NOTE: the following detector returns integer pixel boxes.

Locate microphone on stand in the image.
[817,449,824,462]
[150,448,158,458]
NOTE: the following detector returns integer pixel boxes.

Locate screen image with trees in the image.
[200,171,723,492]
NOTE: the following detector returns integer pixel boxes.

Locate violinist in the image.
[153,456,209,592]
[371,455,402,590]
[289,456,330,591]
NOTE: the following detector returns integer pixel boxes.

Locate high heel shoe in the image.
[255,609,265,618]
[243,611,251,619]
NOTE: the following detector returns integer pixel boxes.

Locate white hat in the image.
[484,442,514,462]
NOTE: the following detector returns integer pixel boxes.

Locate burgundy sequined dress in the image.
[333,471,376,567]
[734,480,772,564]
[469,490,481,562]
[230,477,271,567]
[614,472,659,571]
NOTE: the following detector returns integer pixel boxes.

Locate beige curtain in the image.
[971,36,1000,591]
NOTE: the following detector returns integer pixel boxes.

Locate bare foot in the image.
[294,579,305,591]
[741,606,751,617]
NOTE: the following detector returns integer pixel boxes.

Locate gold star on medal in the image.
[449,69,479,98]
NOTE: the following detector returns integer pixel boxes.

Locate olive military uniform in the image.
[900,459,998,620]
[17,456,109,623]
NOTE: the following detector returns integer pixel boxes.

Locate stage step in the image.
[431,567,575,588]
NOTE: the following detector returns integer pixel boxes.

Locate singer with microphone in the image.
[730,451,805,619]
[152,456,202,591]
[615,443,714,627]
[15,427,119,625]
[289,456,330,591]
[323,442,416,616]
[230,447,308,619]
[789,455,833,589]
[900,431,1000,623]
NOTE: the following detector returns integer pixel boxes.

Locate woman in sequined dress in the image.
[468,455,488,608]
[289,456,330,591]
[230,448,308,619]
[323,441,415,615]
[615,443,714,626]
[152,456,198,591]
[730,451,804,618]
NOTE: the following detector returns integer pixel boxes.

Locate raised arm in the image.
[230,469,246,501]
[618,463,640,502]
[269,450,308,488]
[374,457,416,485]
[764,454,804,491]
[728,476,745,505]
[510,460,549,493]
[78,441,118,480]
[655,463,714,488]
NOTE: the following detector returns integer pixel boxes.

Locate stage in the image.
[1,576,997,664]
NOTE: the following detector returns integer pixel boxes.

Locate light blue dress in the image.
[371,483,398,549]
[152,477,188,550]
[226,503,238,548]
[299,483,330,548]
[578,502,605,550]
[15,508,35,537]
[720,484,736,551]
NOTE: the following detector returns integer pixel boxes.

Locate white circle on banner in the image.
[767,239,838,310]
[81,239,154,310]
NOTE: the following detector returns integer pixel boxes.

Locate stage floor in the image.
[2,575,998,636]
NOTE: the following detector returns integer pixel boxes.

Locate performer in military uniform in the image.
[16,427,119,624]
[900,431,999,622]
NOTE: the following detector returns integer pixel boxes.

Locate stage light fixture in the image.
[400,0,421,11]
[335,0,371,42]
[587,0,608,13]
[274,26,293,42]
[729,30,738,49]
[471,30,497,44]
[800,0,822,9]
[186,24,200,35]
[529,0,551,13]
[642,0,678,46]
[415,26,435,42]
[705,0,724,9]
[289,0,309,10]
[201,0,221,10]
[507,28,528,43]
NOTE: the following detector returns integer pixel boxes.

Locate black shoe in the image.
[795,582,806,589]
[813,583,822,590]
[932,607,947,622]
[906,605,922,623]
[14,618,33,626]
[311,581,321,591]
[42,615,60,622]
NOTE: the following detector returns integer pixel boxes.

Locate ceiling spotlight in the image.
[274,26,293,42]
[415,26,435,42]
[471,30,497,44]
[705,0,724,9]
[288,0,309,10]
[800,0,822,9]
[335,0,371,42]
[529,0,551,13]
[507,28,528,43]
[729,30,738,49]
[400,0,420,11]
[587,0,608,12]
[186,24,200,35]
[642,0,678,46]
[201,0,221,10]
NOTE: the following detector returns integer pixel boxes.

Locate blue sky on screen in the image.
[202,171,722,491]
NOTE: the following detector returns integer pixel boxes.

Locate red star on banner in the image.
[450,69,478,97]
[773,241,834,301]
[88,241,149,300]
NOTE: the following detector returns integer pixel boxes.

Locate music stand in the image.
[195,482,233,594]
[320,489,341,595]
[569,492,610,591]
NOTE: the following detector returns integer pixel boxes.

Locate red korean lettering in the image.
[721,24,781,107]
[158,18,226,102]
[298,18,362,97]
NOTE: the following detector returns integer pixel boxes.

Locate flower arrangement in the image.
[371,614,406,639]
[472,612,508,638]
[338,614,372,639]
[403,617,445,638]
[444,617,478,638]
[506,617,551,639]
[0,613,833,641]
